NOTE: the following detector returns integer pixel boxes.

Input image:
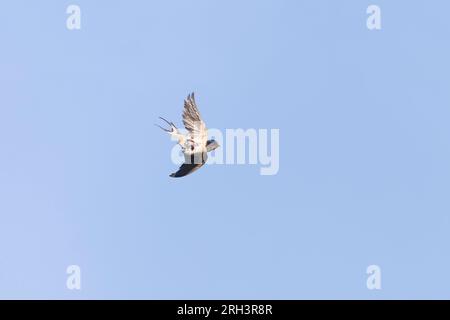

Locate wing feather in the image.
[182,93,207,151]
[169,152,207,178]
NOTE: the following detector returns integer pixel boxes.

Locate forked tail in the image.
[155,117,177,132]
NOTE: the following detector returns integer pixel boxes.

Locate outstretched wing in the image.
[182,93,208,152]
[170,152,208,178]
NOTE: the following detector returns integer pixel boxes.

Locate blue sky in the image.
[1,0,450,299]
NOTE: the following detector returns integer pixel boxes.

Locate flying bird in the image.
[156,93,219,178]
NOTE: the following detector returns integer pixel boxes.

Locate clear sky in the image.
[1,0,450,299]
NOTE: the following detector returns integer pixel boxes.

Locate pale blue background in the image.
[1,0,449,299]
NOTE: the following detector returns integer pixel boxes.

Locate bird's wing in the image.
[182,93,208,151]
[170,152,208,178]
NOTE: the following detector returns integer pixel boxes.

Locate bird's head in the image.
[206,139,220,152]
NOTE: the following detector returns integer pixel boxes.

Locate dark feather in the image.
[169,152,208,178]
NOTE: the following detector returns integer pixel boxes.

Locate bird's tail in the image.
[155,117,177,133]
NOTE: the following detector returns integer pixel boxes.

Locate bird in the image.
[156,93,219,178]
